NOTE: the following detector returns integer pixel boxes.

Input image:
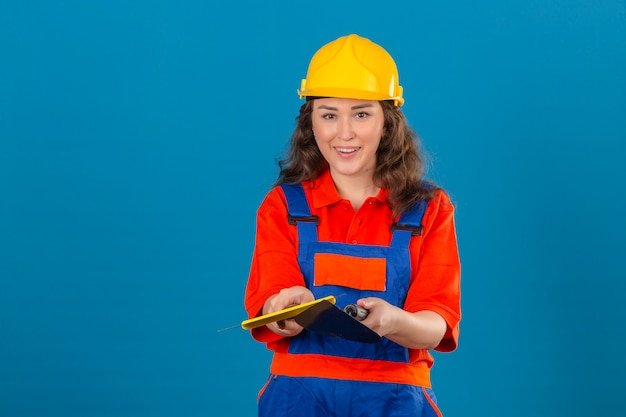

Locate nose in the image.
[337,118,355,140]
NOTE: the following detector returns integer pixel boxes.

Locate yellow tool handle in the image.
[241,295,336,330]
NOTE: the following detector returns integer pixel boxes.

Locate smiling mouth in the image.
[335,147,360,154]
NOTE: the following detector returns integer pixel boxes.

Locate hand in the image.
[356,297,400,336]
[263,286,314,337]
[357,297,447,349]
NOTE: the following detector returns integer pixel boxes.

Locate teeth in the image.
[336,147,359,153]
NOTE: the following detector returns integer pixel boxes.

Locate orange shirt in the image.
[245,168,461,368]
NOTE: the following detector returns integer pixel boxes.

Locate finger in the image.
[358,298,375,309]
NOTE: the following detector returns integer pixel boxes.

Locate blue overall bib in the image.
[258,183,443,417]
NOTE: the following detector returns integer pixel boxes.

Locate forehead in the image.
[312,97,382,110]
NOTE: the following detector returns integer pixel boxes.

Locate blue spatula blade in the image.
[294,300,381,343]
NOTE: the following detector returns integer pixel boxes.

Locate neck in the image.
[331,172,380,211]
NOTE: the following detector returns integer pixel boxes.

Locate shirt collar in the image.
[306,168,389,209]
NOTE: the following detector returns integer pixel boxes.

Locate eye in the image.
[355,112,369,119]
[322,113,336,120]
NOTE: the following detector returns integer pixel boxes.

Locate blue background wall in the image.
[2,1,625,416]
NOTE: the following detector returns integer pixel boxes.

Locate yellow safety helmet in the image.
[298,34,404,106]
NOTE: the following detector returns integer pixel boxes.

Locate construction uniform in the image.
[245,168,461,416]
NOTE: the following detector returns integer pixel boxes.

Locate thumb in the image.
[358,297,376,309]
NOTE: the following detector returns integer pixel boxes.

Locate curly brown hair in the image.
[276,100,438,216]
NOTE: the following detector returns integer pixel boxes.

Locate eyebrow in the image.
[316,103,375,111]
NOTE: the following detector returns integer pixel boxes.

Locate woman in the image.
[244,34,461,416]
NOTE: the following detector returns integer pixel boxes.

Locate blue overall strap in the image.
[279,183,319,244]
[390,199,429,248]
